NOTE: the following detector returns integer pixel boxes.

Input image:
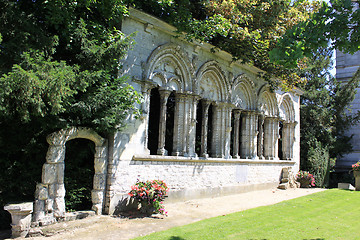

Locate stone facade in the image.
[5,9,302,232]
[104,8,301,214]
[336,50,360,171]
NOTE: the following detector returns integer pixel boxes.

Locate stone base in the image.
[338,183,355,190]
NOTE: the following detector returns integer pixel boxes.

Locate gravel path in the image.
[16,188,325,240]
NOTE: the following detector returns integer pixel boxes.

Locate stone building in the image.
[29,9,301,226]
[336,50,360,171]
[335,0,360,171]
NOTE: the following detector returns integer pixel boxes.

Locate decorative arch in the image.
[231,74,256,110]
[279,94,295,122]
[143,43,194,92]
[33,127,108,226]
[257,84,278,117]
[195,60,229,102]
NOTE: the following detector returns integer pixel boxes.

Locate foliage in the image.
[352,161,360,171]
[0,0,140,229]
[296,170,316,187]
[127,0,322,89]
[271,0,360,68]
[298,47,360,187]
[128,180,169,215]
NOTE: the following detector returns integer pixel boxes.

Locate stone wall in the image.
[336,49,360,171]
[104,8,302,214]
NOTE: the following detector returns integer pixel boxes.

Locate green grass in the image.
[135,189,360,240]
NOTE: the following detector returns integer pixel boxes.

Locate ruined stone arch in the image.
[143,43,194,92]
[279,94,295,122]
[33,127,108,226]
[196,60,229,102]
[231,74,256,110]
[257,84,278,117]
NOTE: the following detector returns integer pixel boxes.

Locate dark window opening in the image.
[207,104,213,156]
[195,100,203,156]
[165,92,175,156]
[148,88,160,155]
[278,121,283,160]
[230,110,235,157]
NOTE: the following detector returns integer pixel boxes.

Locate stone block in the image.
[46,145,65,163]
[42,163,57,184]
[4,202,33,238]
[34,200,45,212]
[48,184,65,198]
[91,190,104,204]
[45,198,54,212]
[95,146,108,158]
[53,198,65,219]
[35,184,48,201]
[338,183,355,190]
[93,174,106,190]
[94,157,107,174]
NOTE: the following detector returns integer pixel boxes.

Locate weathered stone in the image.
[91,190,104,204]
[95,146,107,158]
[48,184,65,198]
[35,184,48,201]
[4,202,33,238]
[46,145,65,163]
[53,198,65,219]
[93,174,106,190]
[94,157,107,174]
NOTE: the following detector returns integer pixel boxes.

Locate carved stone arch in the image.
[33,127,108,226]
[279,93,295,122]
[196,60,229,101]
[231,74,256,110]
[257,84,278,117]
[143,43,194,92]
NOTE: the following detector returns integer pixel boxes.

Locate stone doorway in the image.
[33,127,108,226]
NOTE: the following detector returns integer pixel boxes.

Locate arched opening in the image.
[65,139,95,211]
[195,100,203,157]
[278,121,283,160]
[230,110,235,157]
[208,104,214,156]
[148,88,160,155]
[165,92,175,156]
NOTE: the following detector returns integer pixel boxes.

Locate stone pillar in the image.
[257,114,265,159]
[200,100,211,158]
[211,103,223,158]
[232,110,242,158]
[240,111,258,159]
[224,105,233,159]
[186,95,200,157]
[263,117,279,160]
[173,93,187,156]
[4,202,33,238]
[157,89,171,155]
[282,122,297,160]
[141,84,153,154]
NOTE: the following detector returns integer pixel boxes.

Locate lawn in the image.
[135,189,360,240]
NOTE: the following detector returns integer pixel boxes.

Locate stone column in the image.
[186,95,200,157]
[224,105,233,159]
[257,114,265,159]
[282,122,297,160]
[173,93,187,156]
[232,110,242,158]
[211,103,223,158]
[240,111,258,159]
[157,89,171,155]
[263,117,279,160]
[200,100,211,158]
[141,84,153,154]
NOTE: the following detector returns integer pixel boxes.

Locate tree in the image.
[298,48,360,187]
[0,0,140,229]
[127,0,322,89]
[270,0,360,68]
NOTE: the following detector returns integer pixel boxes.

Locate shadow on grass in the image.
[169,237,185,240]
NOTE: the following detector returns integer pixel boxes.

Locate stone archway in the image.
[33,127,108,226]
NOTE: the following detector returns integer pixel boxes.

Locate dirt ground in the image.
[5,188,325,240]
